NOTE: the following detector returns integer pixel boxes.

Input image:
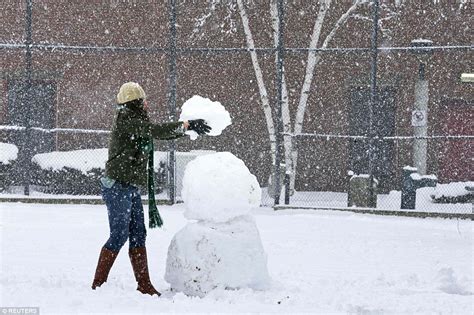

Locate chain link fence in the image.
[269,45,472,217]
[0,1,472,217]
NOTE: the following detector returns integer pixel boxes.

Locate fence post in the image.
[410,39,433,176]
[167,0,177,204]
[367,0,380,208]
[22,0,33,196]
[273,0,285,206]
[284,172,290,205]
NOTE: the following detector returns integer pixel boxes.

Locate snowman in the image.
[164,152,271,297]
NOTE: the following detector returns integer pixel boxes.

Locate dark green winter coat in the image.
[105,102,184,188]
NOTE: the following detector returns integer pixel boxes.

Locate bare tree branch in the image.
[191,0,219,40]
[191,0,239,40]
[321,0,367,48]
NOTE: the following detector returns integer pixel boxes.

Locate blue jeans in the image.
[101,180,147,252]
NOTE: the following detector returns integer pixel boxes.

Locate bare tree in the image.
[192,0,397,197]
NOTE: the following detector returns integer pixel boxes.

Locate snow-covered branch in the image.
[191,1,219,40]
[191,0,240,40]
[351,13,372,22]
[321,0,366,49]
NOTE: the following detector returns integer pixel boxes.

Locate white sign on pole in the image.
[411,110,427,127]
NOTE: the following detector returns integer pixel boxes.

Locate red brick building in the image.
[0,1,471,192]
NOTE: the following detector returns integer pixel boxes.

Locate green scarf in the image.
[147,138,163,228]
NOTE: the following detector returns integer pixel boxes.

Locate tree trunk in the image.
[290,0,363,192]
[270,0,293,194]
[290,0,331,192]
[237,0,277,167]
[238,0,365,197]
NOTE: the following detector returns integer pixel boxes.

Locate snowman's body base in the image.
[165,215,270,297]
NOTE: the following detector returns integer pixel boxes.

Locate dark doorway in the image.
[7,80,57,154]
[439,100,473,182]
[349,86,396,192]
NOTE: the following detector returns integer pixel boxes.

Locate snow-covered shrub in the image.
[430,181,474,204]
[30,163,104,195]
[30,149,167,195]
[0,143,19,192]
[30,148,107,195]
[0,143,18,165]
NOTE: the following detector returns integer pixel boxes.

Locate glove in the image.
[187,119,212,135]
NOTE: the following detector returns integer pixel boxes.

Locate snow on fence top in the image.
[349,173,379,183]
[175,150,216,157]
[0,143,19,164]
[410,173,437,181]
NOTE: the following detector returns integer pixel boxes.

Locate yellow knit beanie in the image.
[116,82,146,104]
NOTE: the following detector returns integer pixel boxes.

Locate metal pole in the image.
[22,0,33,195]
[274,0,285,206]
[167,0,177,204]
[413,61,428,174]
[284,173,290,205]
[367,0,380,208]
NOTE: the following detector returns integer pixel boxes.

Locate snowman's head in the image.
[182,152,261,223]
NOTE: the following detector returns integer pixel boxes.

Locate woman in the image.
[91,82,210,296]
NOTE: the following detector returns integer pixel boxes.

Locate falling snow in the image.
[0,1,472,313]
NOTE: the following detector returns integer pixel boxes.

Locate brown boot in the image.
[129,246,161,296]
[91,246,119,289]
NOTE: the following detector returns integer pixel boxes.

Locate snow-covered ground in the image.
[274,189,473,214]
[2,186,471,214]
[1,202,472,314]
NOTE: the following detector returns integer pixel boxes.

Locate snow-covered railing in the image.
[1,42,471,54]
[286,45,472,53]
[0,43,166,53]
[3,125,472,140]
[283,132,474,140]
[0,125,110,134]
[5,126,473,140]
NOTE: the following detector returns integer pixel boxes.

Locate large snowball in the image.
[182,152,261,223]
[164,215,270,297]
[179,95,231,140]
